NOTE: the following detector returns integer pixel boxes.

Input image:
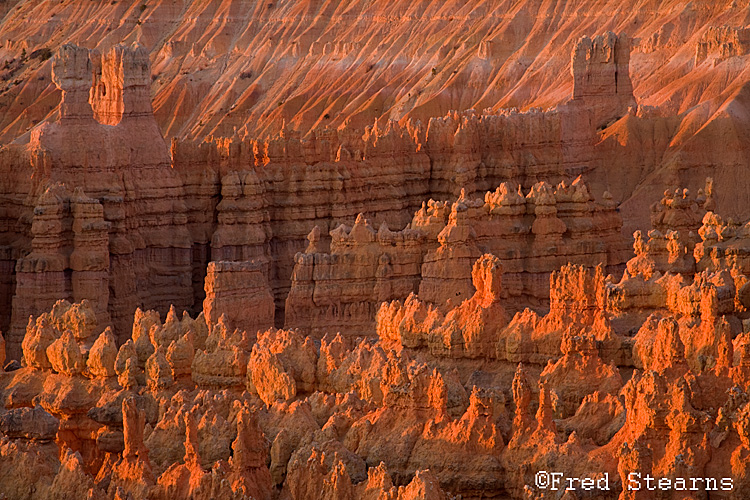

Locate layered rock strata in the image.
[285,216,426,338]
[4,213,750,500]
[0,31,638,355]
[2,43,192,355]
[1,2,750,497]
[287,177,629,338]
[203,260,275,337]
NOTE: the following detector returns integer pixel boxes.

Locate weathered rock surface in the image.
[2,7,749,356]
[203,260,275,337]
[0,405,59,440]
[289,177,628,338]
[0,1,747,227]
[2,42,191,357]
[3,203,750,500]
[2,2,750,499]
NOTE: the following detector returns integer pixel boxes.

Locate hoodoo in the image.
[1,1,750,499]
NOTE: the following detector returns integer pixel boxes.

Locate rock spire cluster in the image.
[1,1,750,498]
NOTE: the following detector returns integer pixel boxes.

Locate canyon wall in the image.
[3,43,192,359]
[285,177,629,338]
[1,0,749,225]
[2,17,747,361]
[1,1,750,498]
[0,0,740,141]
[0,30,636,358]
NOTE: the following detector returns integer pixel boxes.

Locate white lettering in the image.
[550,472,563,490]
[532,472,730,492]
[673,477,686,490]
[690,477,701,491]
[627,472,641,491]
[597,473,610,491]
[644,474,656,491]
[566,477,579,491]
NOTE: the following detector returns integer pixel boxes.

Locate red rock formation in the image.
[570,32,635,129]
[248,328,318,406]
[539,331,623,417]
[228,408,273,499]
[695,26,750,66]
[286,215,425,338]
[379,253,509,359]
[0,42,193,353]
[4,2,750,499]
[211,170,272,270]
[3,245,750,500]
[202,260,275,337]
[1,299,465,496]
[290,177,627,339]
[3,0,747,230]
[0,17,673,352]
[417,194,482,310]
[9,183,111,360]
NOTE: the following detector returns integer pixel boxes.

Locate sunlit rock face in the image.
[0,28,632,357]
[2,1,750,498]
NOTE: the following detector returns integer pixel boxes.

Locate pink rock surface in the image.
[2,2,750,499]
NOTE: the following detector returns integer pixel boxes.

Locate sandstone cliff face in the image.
[695,26,750,66]
[570,32,636,129]
[0,16,680,356]
[203,260,275,337]
[3,42,192,356]
[285,216,426,339]
[378,253,508,359]
[172,119,432,319]
[287,177,628,338]
[2,0,749,229]
[1,180,750,497]
[0,0,738,142]
[9,184,111,361]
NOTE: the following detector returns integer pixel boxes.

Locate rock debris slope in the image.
[1,0,750,219]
